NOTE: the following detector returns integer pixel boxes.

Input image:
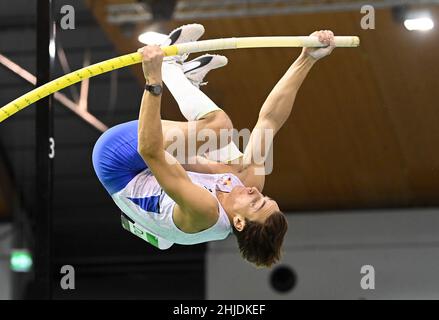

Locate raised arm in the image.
[243,30,336,177]
[137,46,218,224]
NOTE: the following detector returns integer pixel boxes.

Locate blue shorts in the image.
[92,120,148,195]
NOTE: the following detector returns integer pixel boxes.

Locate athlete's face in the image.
[228,186,280,223]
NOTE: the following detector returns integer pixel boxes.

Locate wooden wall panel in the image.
[89,3,439,211]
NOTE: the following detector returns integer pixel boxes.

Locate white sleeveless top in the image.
[111,169,244,246]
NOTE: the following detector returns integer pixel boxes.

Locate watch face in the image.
[152,85,162,95]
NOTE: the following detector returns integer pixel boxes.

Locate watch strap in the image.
[145,83,163,95]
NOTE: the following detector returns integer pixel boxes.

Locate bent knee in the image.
[206,110,233,133]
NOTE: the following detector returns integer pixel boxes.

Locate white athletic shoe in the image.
[183,54,228,88]
[163,23,205,63]
[138,24,205,63]
[164,23,205,46]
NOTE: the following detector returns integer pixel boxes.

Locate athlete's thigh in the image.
[161,119,212,154]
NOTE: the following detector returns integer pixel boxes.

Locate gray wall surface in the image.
[207,209,439,299]
[0,224,12,300]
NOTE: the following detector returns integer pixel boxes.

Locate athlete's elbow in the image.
[137,143,160,160]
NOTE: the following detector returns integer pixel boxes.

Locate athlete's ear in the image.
[233,215,246,232]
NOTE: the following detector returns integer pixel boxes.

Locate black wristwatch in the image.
[145,83,163,96]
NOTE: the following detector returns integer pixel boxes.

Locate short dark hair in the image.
[232,211,288,268]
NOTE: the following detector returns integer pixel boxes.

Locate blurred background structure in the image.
[1,0,439,299]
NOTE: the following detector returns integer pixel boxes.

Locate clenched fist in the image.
[137,45,164,83]
[302,30,335,61]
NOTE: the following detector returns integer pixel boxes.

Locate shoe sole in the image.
[168,23,205,45]
[183,54,228,74]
